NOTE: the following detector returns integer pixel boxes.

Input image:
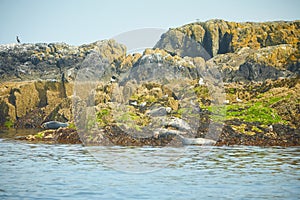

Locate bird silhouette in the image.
[16,36,21,44]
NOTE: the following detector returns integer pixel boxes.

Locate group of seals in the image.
[41,121,216,146]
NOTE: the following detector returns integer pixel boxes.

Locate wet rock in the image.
[16,128,81,144]
[54,128,81,144]
[146,107,171,117]
[216,120,300,146]
[104,125,181,146]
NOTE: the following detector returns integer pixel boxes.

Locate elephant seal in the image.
[41,121,68,129]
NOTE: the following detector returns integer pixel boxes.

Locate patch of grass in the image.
[243,102,283,124]
[226,102,287,125]
[141,95,157,104]
[194,86,209,98]
[130,93,158,105]
[226,88,236,94]
[177,107,193,115]
[35,132,44,139]
[201,105,226,123]
[68,122,76,129]
[87,117,96,130]
[251,126,263,133]
[266,96,284,106]
[211,105,226,122]
[173,107,201,119]
[98,108,110,117]
[232,124,256,135]
[116,111,150,131]
[256,93,264,99]
[201,93,288,125]
[96,108,111,127]
[133,125,142,131]
[117,112,139,122]
[4,120,14,129]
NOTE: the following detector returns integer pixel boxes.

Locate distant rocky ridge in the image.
[1,19,300,146]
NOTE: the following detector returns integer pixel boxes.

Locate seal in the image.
[179,136,216,145]
[153,128,216,146]
[41,121,68,129]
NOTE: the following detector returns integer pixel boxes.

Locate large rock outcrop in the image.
[208,44,299,82]
[155,19,300,57]
[1,19,300,146]
[0,81,73,127]
[0,40,126,81]
[0,39,127,127]
[155,20,300,82]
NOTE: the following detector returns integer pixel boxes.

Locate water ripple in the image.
[0,140,299,199]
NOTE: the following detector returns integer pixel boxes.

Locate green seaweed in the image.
[116,110,150,131]
[87,117,96,130]
[68,122,77,129]
[251,126,263,133]
[266,96,284,106]
[96,108,111,127]
[194,86,209,98]
[201,105,226,122]
[225,102,287,125]
[4,120,14,129]
[35,132,44,139]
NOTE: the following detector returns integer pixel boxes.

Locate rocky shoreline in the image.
[1,19,299,146]
[15,122,300,147]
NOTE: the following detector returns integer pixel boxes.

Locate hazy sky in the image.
[0,0,299,45]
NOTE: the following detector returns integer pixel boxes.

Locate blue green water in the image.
[0,137,299,199]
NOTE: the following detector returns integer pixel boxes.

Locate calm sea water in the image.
[0,130,299,199]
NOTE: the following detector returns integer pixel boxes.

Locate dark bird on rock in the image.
[16,36,21,44]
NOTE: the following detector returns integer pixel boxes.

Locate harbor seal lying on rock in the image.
[41,121,69,129]
[153,128,216,146]
[178,135,216,145]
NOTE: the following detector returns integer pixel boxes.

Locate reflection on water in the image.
[0,128,41,138]
[0,136,300,199]
[86,145,214,173]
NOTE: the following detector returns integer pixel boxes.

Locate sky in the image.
[0,0,299,46]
